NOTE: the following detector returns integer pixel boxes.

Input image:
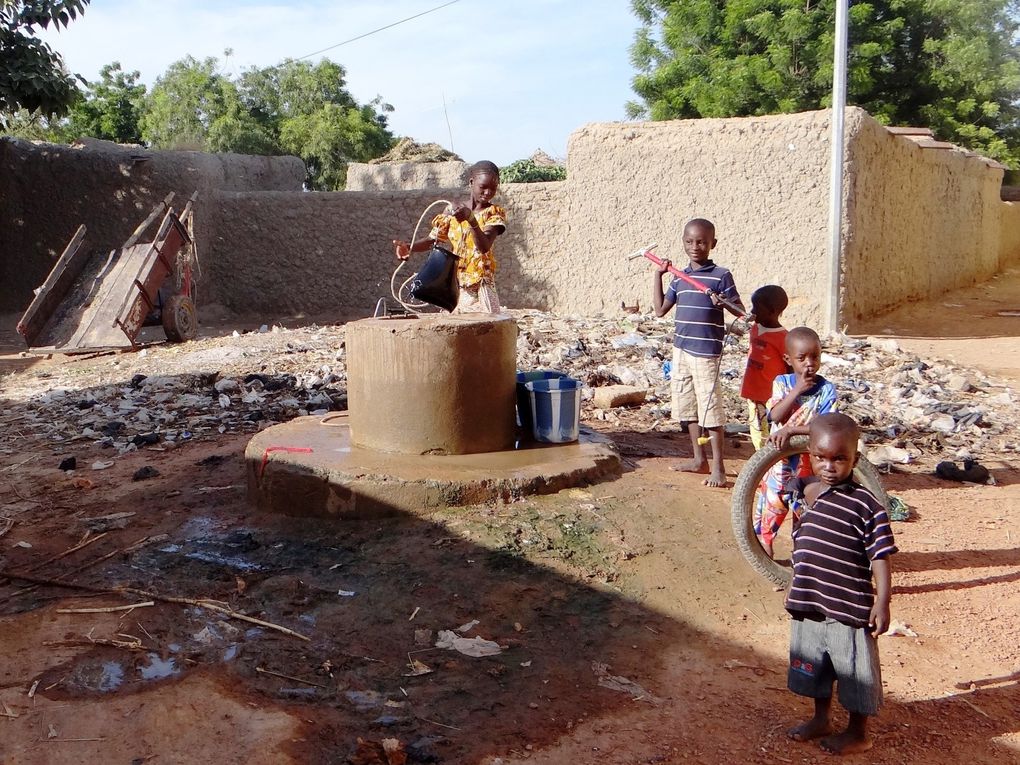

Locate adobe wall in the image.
[0,137,304,313]
[201,182,570,315]
[842,111,1007,322]
[560,111,834,327]
[346,161,468,191]
[1001,202,1020,266]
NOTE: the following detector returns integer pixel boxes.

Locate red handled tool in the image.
[627,243,748,318]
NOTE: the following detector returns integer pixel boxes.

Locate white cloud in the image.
[40,0,641,164]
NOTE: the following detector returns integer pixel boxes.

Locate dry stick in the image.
[25,532,109,572]
[255,666,329,689]
[0,571,310,642]
[0,535,164,603]
[56,601,154,614]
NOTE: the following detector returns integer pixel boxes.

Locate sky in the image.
[39,0,644,165]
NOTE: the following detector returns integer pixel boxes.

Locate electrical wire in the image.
[296,0,462,60]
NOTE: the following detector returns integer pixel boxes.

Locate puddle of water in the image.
[138,653,180,681]
[97,661,125,692]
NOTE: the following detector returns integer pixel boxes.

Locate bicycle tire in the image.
[730,436,890,588]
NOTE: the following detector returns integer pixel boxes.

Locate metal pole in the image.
[827,0,849,333]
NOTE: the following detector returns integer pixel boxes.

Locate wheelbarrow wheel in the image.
[730,436,889,588]
[162,294,198,342]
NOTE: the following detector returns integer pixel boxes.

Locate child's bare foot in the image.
[787,717,832,742]
[670,458,708,474]
[819,731,872,755]
[704,467,727,487]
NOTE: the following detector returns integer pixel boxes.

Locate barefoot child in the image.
[741,285,789,450]
[393,160,507,313]
[755,326,837,557]
[652,218,745,487]
[785,413,896,755]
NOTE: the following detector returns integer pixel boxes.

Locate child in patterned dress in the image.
[393,160,507,313]
[755,327,837,558]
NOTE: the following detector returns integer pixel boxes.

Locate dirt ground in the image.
[1,277,1019,764]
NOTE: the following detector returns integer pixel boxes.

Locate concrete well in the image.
[345,314,518,456]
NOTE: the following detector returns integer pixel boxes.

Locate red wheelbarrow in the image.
[17,191,200,354]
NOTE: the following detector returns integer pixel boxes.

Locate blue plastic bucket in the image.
[516,370,569,430]
[524,378,582,443]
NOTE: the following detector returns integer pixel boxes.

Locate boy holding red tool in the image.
[651,218,746,487]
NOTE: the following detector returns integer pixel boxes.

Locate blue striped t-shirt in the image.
[664,261,741,357]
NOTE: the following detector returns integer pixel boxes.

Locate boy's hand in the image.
[868,602,891,637]
[707,289,722,306]
[393,240,411,261]
[793,372,817,393]
[655,258,671,275]
[767,427,794,450]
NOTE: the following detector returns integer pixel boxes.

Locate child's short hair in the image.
[751,285,788,313]
[809,412,860,443]
[469,160,500,180]
[684,217,715,236]
[785,326,820,351]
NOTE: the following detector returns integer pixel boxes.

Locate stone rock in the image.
[592,385,648,409]
[946,374,972,392]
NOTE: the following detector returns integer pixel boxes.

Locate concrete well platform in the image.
[245,414,622,518]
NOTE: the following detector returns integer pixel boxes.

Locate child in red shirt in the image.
[741,285,789,450]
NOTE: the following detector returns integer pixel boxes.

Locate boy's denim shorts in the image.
[788,614,883,715]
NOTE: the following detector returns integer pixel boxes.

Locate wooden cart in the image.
[17,192,200,354]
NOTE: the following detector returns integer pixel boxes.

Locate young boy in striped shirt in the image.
[785,413,897,755]
[652,218,745,487]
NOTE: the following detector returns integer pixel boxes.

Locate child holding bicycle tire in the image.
[754,326,838,557]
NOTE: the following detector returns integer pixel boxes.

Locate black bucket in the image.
[409,246,460,312]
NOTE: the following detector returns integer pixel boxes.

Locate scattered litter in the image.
[337,589,357,597]
[591,661,662,704]
[455,619,480,633]
[91,460,114,471]
[403,659,433,677]
[520,660,532,668]
[885,621,919,638]
[58,456,76,471]
[132,466,160,481]
[887,495,911,522]
[14,540,32,549]
[867,445,913,467]
[935,460,993,485]
[435,630,504,657]
[82,512,136,532]
[413,628,433,646]
[350,737,407,765]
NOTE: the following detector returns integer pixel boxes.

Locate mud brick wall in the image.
[1000,202,1020,266]
[560,111,836,327]
[0,137,305,313]
[842,111,1010,322]
[201,182,569,316]
[346,161,469,191]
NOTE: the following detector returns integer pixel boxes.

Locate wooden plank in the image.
[17,225,88,346]
[121,192,175,250]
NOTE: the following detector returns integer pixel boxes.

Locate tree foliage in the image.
[138,55,394,189]
[64,62,146,143]
[500,158,567,183]
[0,0,90,125]
[628,0,1020,166]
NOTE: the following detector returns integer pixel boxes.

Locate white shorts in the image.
[671,347,724,428]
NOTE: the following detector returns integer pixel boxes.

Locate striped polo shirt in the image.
[786,480,898,628]
[664,261,741,356]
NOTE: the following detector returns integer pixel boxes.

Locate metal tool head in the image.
[625,243,658,260]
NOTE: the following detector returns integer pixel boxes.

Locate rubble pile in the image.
[1,311,1015,468]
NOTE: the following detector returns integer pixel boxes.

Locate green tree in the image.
[629,0,1020,166]
[0,0,90,126]
[238,59,394,189]
[64,62,146,143]
[140,55,394,188]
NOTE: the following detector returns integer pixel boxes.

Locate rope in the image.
[389,199,454,314]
